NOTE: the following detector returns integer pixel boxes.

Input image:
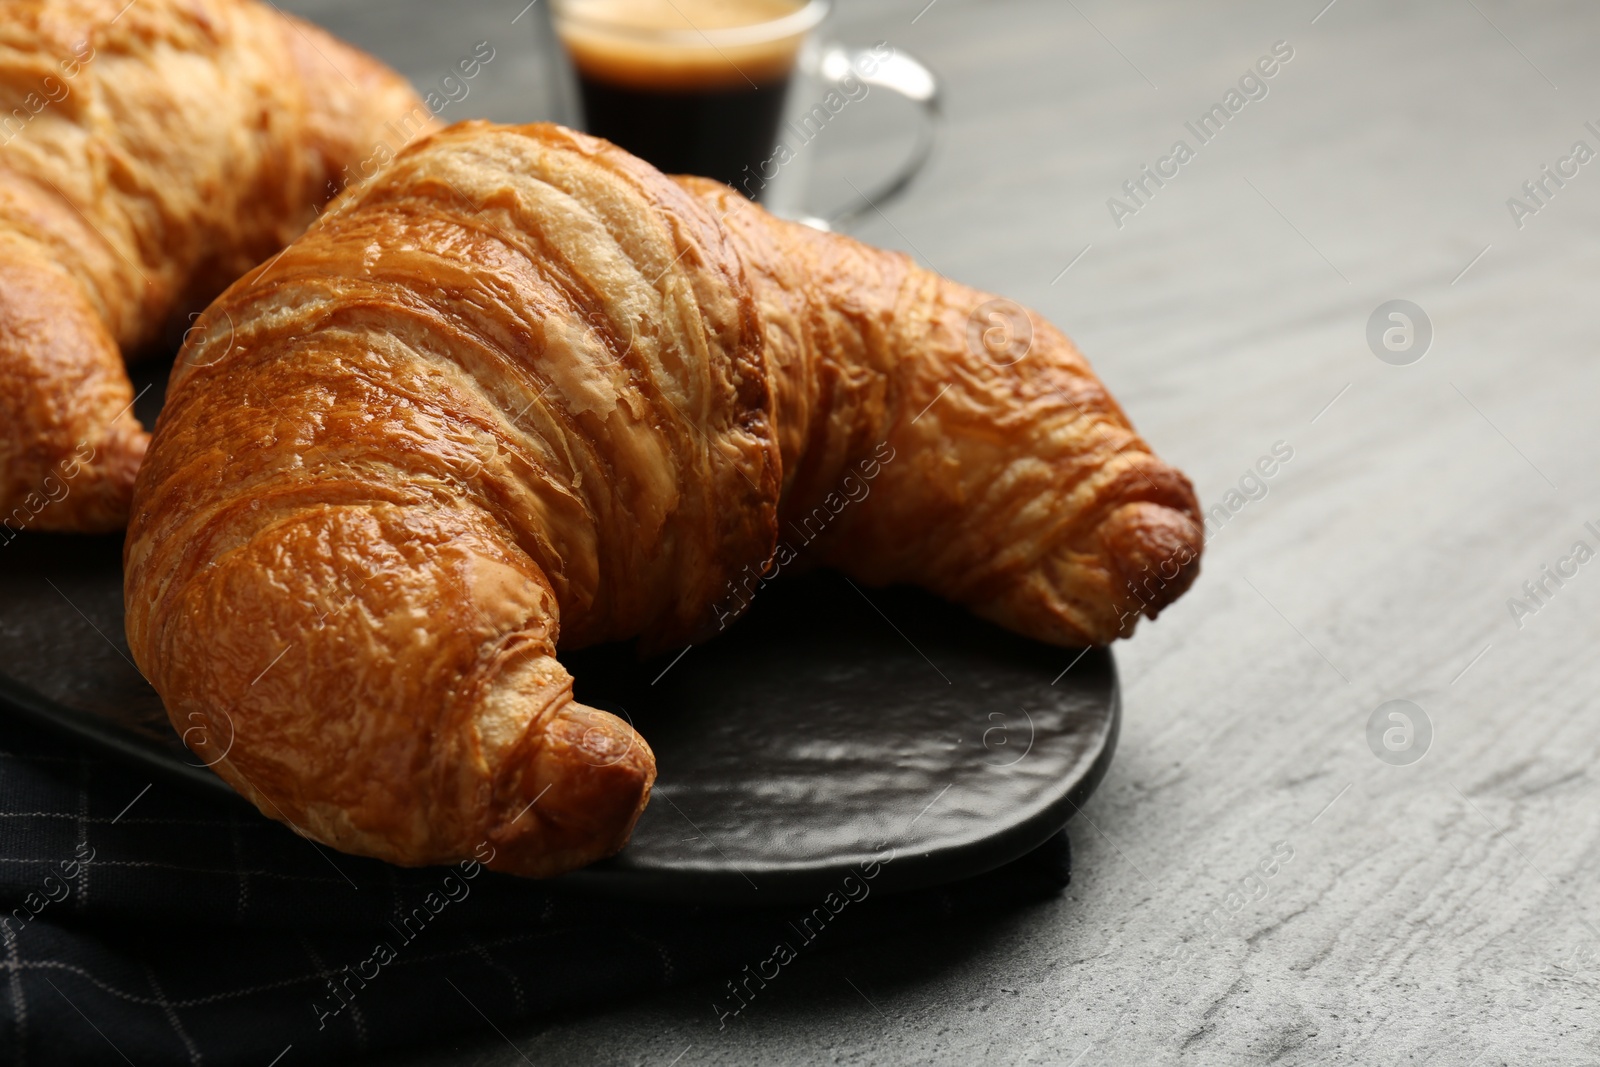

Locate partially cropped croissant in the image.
[125,122,1202,877]
[0,0,432,532]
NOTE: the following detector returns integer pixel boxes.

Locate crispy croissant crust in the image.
[125,122,1201,877]
[0,0,434,533]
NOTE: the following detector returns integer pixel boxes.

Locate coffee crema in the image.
[557,0,809,88]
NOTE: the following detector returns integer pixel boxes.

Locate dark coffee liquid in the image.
[575,74,792,194]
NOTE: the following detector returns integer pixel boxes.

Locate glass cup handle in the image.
[812,44,941,230]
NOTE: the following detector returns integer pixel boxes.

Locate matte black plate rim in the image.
[0,674,245,801]
[563,674,1118,904]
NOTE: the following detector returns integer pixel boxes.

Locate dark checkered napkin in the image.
[0,715,1070,1066]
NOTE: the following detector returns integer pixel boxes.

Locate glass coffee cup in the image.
[529,0,939,227]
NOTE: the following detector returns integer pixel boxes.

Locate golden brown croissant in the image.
[125,122,1202,877]
[0,0,434,533]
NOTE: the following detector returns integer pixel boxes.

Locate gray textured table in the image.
[280,0,1600,1063]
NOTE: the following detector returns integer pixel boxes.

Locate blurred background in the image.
[207,0,1600,1062]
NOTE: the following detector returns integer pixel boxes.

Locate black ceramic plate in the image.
[0,371,1118,905]
[0,540,1117,903]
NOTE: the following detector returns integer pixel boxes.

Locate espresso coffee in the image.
[555,0,813,195]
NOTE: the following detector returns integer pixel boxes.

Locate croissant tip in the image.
[1103,499,1205,631]
[485,703,658,878]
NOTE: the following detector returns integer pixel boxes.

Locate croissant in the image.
[0,0,433,533]
[125,122,1203,877]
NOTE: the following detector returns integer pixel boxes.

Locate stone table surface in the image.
[279,0,1600,1063]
